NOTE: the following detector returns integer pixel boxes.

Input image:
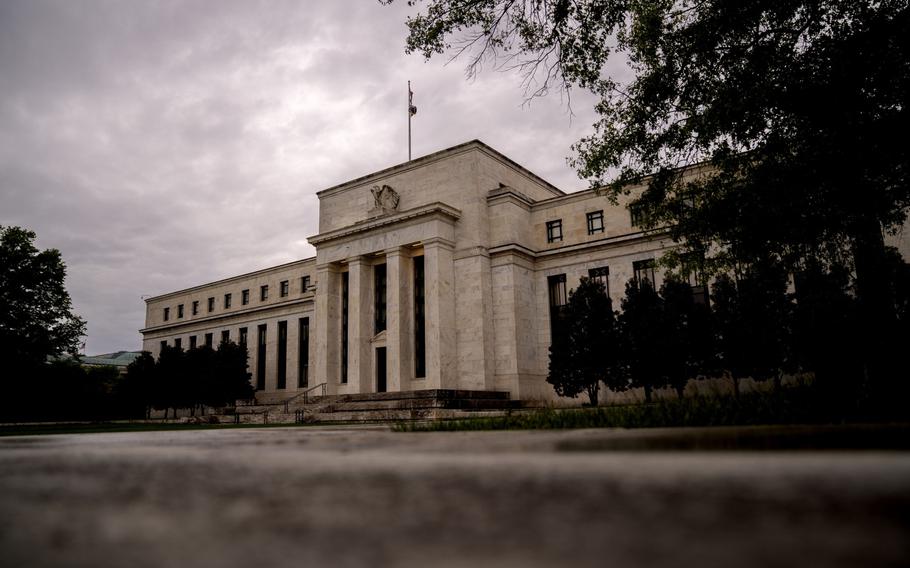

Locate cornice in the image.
[307,202,462,246]
[140,296,314,334]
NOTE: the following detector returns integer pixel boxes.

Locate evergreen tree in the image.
[619,278,667,403]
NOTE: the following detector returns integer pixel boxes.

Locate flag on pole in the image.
[409,86,417,116]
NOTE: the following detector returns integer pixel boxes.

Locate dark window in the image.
[221,330,230,344]
[586,210,605,235]
[207,297,215,312]
[548,274,568,336]
[341,272,349,383]
[260,285,269,301]
[280,280,289,297]
[204,333,213,348]
[588,266,610,297]
[192,300,199,315]
[177,304,184,318]
[374,263,387,333]
[276,320,287,389]
[163,307,170,321]
[414,256,426,378]
[224,293,232,309]
[256,324,267,390]
[633,259,656,288]
[546,220,563,243]
[630,203,652,227]
[684,262,709,305]
[174,337,182,349]
[301,275,310,293]
[160,340,167,351]
[189,335,197,349]
[298,317,310,388]
[239,327,248,346]
[241,289,250,305]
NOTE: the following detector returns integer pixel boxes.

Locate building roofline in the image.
[316,140,565,199]
[144,256,316,303]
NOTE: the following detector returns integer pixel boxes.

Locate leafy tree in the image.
[660,279,715,398]
[0,226,86,370]
[618,278,667,403]
[214,340,255,405]
[386,0,910,393]
[547,277,624,405]
[120,351,158,419]
[711,266,794,397]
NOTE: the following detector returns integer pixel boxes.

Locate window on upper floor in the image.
[207,297,215,312]
[189,335,197,349]
[177,304,184,318]
[224,293,232,309]
[261,285,269,301]
[633,259,657,289]
[163,307,170,321]
[160,340,167,351]
[546,220,563,243]
[174,337,182,349]
[547,274,568,336]
[221,330,230,344]
[280,280,289,297]
[301,275,311,293]
[586,210,605,235]
[192,300,199,315]
[630,203,653,228]
[242,289,250,305]
[588,266,610,297]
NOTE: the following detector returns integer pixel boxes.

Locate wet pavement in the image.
[1,425,909,568]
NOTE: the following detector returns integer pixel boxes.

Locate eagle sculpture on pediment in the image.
[370,184,400,212]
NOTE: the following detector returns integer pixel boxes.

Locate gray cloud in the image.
[0,0,614,354]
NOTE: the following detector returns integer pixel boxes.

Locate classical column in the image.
[313,263,341,395]
[386,247,413,392]
[346,256,373,394]
[423,238,456,389]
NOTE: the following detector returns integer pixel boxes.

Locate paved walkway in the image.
[1,426,908,568]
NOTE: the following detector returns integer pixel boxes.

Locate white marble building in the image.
[138,140,709,402]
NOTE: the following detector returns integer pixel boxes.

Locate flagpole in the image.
[408,81,412,161]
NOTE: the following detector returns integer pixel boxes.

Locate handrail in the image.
[282,382,328,412]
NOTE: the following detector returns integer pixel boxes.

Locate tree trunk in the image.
[587,383,600,407]
[644,384,653,404]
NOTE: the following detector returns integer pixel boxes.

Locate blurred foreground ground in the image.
[1,425,909,568]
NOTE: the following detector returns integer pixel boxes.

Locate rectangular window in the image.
[189,335,197,349]
[280,280,289,297]
[374,263,387,334]
[276,320,287,389]
[414,256,426,378]
[177,304,184,318]
[588,266,610,297]
[160,340,167,351]
[204,332,213,348]
[174,337,182,349]
[192,300,199,315]
[298,317,309,388]
[224,293,232,309]
[630,203,652,227]
[256,324,267,390]
[341,272,349,383]
[548,274,568,336]
[586,210,605,235]
[633,259,657,288]
[163,307,170,321]
[207,297,215,312]
[685,262,709,305]
[239,327,248,346]
[260,285,269,301]
[301,275,310,293]
[241,289,250,305]
[546,219,563,243]
[221,330,230,344]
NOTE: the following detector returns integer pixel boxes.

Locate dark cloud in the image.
[0,0,616,354]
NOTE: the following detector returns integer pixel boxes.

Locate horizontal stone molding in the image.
[307,202,462,247]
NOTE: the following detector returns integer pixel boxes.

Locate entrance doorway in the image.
[376,347,387,393]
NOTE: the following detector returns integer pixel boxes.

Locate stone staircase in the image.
[211,389,534,425]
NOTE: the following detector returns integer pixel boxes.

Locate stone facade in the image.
[140,140,910,404]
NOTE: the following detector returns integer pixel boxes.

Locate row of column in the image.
[313,239,455,395]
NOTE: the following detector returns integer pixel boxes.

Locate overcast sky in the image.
[0,0,614,355]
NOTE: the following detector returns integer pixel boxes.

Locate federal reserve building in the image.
[139,140,731,404]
